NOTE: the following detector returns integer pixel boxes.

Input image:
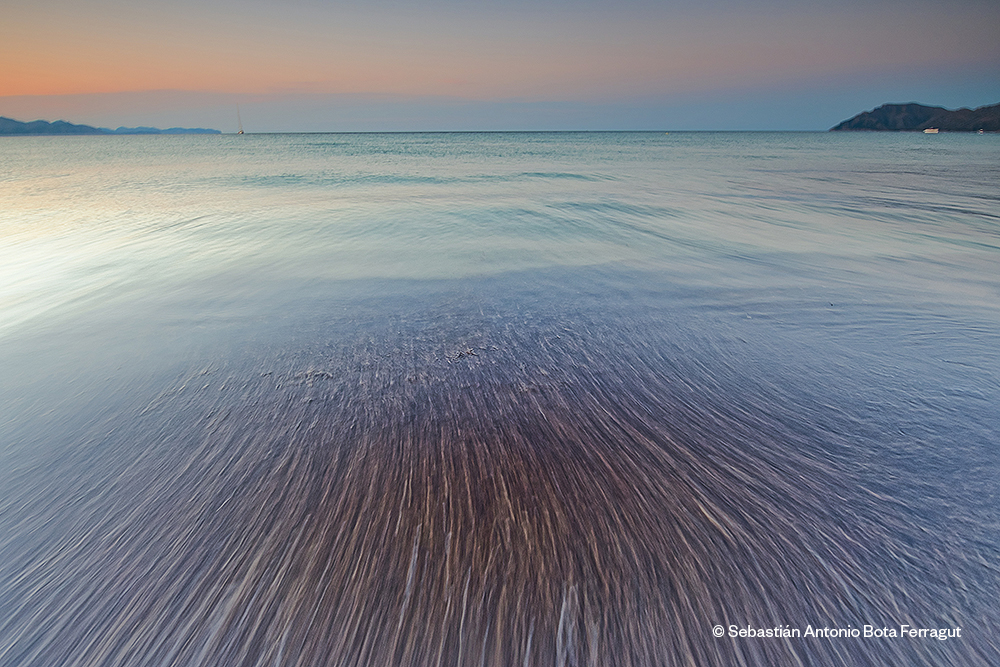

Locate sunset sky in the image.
[3,0,998,131]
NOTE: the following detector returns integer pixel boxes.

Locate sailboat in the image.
[237,105,244,135]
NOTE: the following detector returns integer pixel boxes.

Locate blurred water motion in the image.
[1,132,998,665]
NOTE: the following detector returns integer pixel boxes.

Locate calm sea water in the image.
[1,132,998,666]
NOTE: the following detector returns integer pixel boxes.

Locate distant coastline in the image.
[830,103,999,132]
[5,107,999,135]
[0,116,220,136]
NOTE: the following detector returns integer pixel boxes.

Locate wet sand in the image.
[1,272,998,666]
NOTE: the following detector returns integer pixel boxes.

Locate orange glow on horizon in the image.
[2,2,997,101]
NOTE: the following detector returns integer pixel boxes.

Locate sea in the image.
[1,131,998,666]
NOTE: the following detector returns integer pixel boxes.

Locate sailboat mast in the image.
[237,105,244,135]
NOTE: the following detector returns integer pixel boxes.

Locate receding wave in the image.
[1,272,996,667]
[3,132,999,667]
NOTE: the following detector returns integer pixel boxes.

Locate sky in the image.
[2,0,999,131]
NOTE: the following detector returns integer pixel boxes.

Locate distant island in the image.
[831,103,999,132]
[0,116,221,136]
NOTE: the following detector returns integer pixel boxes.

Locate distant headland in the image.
[831,103,999,132]
[0,116,221,136]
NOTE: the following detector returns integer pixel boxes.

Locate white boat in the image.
[922,128,939,134]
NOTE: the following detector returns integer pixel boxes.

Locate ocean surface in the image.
[1,131,998,666]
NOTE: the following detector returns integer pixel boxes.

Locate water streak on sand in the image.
[1,132,999,665]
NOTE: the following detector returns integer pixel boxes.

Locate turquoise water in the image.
[3,132,998,335]
[1,132,999,666]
